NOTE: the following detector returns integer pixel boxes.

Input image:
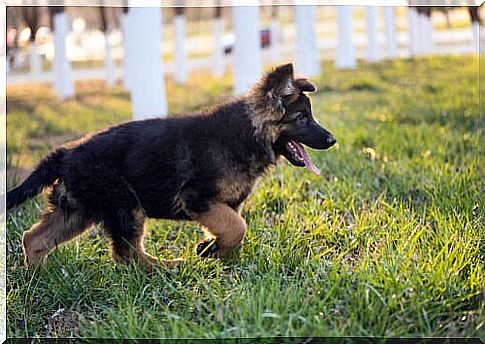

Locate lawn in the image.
[5,56,484,339]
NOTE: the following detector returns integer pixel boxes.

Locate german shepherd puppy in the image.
[6,63,336,270]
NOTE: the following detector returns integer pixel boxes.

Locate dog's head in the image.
[248,63,336,175]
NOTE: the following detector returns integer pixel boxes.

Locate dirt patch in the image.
[45,308,81,336]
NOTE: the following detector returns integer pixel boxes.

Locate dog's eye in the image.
[295,113,305,121]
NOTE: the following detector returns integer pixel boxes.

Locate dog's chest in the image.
[216,170,258,207]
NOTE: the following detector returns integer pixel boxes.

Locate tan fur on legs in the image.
[111,236,184,271]
[22,208,93,268]
[193,203,247,255]
[109,209,184,271]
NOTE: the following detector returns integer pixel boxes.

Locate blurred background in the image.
[4,1,483,183]
[5,3,483,338]
[5,4,483,111]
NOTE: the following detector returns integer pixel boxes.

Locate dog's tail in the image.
[6,149,66,210]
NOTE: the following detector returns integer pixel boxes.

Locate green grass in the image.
[6,56,484,339]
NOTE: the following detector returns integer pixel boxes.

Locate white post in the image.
[472,20,480,52]
[384,6,397,58]
[129,7,168,119]
[421,11,433,54]
[104,29,115,86]
[295,4,320,77]
[408,7,420,56]
[28,41,41,78]
[418,12,426,54]
[365,6,380,62]
[53,11,74,99]
[121,11,133,91]
[213,16,225,77]
[336,6,356,69]
[232,0,262,94]
[173,12,188,84]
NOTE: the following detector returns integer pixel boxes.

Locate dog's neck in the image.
[244,91,285,166]
[206,96,280,176]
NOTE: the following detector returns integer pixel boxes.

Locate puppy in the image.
[6,63,336,270]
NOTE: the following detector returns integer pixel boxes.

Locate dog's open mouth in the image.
[285,141,320,175]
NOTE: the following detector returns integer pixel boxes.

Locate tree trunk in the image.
[22,7,41,78]
[232,0,262,94]
[128,7,168,119]
[469,7,481,52]
[335,6,356,69]
[21,7,39,42]
[445,8,451,29]
[295,4,320,76]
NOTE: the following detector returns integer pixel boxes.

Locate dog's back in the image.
[40,100,264,219]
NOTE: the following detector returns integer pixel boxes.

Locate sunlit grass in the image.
[6,55,484,338]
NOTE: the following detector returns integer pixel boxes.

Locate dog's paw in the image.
[196,239,219,257]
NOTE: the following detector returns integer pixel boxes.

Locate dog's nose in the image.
[326,136,336,146]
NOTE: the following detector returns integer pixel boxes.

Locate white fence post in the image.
[52,11,74,99]
[121,10,133,90]
[420,10,434,54]
[365,6,381,62]
[384,6,397,58]
[232,0,262,94]
[295,3,321,77]
[212,7,225,77]
[336,6,356,69]
[469,8,481,52]
[104,29,115,86]
[472,20,480,52]
[173,8,188,84]
[408,7,420,56]
[28,41,41,78]
[129,7,168,119]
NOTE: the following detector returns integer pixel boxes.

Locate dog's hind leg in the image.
[192,203,247,257]
[22,208,93,267]
[103,208,183,271]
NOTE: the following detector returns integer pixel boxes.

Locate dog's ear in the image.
[264,63,296,99]
[260,63,297,113]
[294,78,316,93]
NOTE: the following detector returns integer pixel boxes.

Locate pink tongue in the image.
[304,159,320,176]
[293,141,321,176]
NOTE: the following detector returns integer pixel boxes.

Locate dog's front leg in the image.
[191,203,247,257]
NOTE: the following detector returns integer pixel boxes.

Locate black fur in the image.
[6,149,66,210]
